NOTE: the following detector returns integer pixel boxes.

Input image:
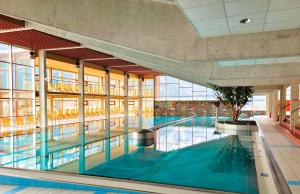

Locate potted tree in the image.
[211,85,257,131]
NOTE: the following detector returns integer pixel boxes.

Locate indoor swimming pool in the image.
[0,116,258,194]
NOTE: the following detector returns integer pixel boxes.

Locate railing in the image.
[110,88,124,96]
[85,83,105,95]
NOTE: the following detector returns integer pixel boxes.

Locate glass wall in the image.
[155,76,266,116]
[155,76,216,101]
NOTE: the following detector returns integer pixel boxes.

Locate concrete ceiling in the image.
[177,0,300,37]
[0,0,300,91]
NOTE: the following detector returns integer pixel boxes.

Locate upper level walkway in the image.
[255,116,300,194]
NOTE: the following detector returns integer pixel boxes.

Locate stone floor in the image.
[255,116,300,194]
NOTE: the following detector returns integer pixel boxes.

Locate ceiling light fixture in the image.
[75,56,80,68]
[240,18,252,24]
[29,42,35,59]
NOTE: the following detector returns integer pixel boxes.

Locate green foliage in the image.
[211,84,254,122]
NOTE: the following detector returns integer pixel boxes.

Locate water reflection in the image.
[0,116,233,173]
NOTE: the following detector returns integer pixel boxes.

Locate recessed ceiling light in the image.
[240,18,252,24]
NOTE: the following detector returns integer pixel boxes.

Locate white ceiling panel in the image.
[228,13,265,28]
[176,0,300,37]
[230,25,264,35]
[269,0,300,10]
[198,28,230,37]
[264,20,300,32]
[184,3,225,21]
[193,18,227,31]
[177,0,223,9]
[225,0,269,17]
[266,8,300,23]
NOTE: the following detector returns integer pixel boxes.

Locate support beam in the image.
[124,72,129,154]
[39,50,48,170]
[138,76,143,129]
[105,66,110,162]
[290,84,299,132]
[279,84,287,123]
[272,90,279,122]
[78,59,85,174]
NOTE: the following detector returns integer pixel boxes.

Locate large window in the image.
[0,43,35,134]
[155,76,217,101]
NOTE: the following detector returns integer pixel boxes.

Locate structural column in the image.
[272,89,279,122]
[78,60,85,173]
[279,84,286,123]
[290,83,299,132]
[39,50,48,170]
[105,66,110,161]
[124,72,129,154]
[8,45,14,166]
[138,76,143,129]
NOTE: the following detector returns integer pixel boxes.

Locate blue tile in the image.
[288,180,300,185]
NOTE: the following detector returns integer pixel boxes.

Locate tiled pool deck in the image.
[255,116,300,194]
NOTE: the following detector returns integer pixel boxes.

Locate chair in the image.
[64,109,70,118]
[15,117,24,128]
[48,82,53,92]
[90,107,95,115]
[57,82,62,92]
[59,110,64,120]
[63,83,68,92]
[28,116,35,126]
[75,84,79,93]
[85,85,90,94]
[85,107,89,115]
[68,83,74,93]
[2,117,10,127]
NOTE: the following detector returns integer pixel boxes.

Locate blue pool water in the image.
[0,116,258,194]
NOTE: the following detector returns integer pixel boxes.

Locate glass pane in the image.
[159,76,166,84]
[0,43,9,62]
[62,71,75,79]
[14,65,33,90]
[0,99,10,117]
[0,62,9,89]
[14,99,33,116]
[166,76,178,84]
[179,87,192,97]
[193,84,205,91]
[179,80,192,87]
[166,84,178,97]
[12,46,31,66]
[52,70,61,77]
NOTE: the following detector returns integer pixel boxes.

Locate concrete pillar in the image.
[78,60,85,173]
[279,84,287,123]
[138,76,143,129]
[105,66,110,161]
[8,45,14,164]
[124,72,129,154]
[272,90,279,122]
[290,83,299,132]
[39,50,48,170]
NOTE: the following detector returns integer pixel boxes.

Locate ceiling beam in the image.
[0,27,31,33]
